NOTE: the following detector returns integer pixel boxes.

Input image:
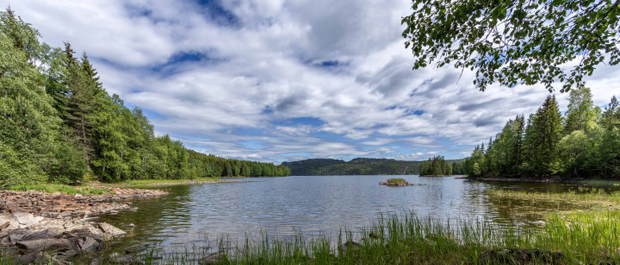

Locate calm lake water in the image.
[94,175,596,257]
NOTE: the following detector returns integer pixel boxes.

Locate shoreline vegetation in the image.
[456,88,619,181]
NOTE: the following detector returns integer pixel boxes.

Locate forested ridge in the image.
[283,158,447,176]
[461,87,620,179]
[0,9,290,187]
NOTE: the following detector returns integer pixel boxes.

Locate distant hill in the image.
[281,158,425,176]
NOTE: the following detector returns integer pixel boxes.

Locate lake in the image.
[94,175,595,258]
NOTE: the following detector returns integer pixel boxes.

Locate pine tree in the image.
[602,96,620,129]
[527,96,562,176]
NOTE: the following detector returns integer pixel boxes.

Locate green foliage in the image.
[402,0,620,92]
[526,96,563,175]
[564,86,600,134]
[0,9,58,186]
[0,8,290,187]
[386,178,406,183]
[419,156,454,176]
[282,158,425,176]
[464,91,620,179]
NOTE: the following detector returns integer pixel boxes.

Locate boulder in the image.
[21,227,64,241]
[16,238,72,254]
[98,222,126,239]
[338,241,361,253]
[77,237,101,254]
[8,230,29,244]
[108,252,142,264]
[13,212,44,228]
[482,248,564,264]
[0,214,18,230]
[68,224,104,241]
[199,252,227,265]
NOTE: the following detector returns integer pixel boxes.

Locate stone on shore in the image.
[98,222,126,239]
[16,238,73,253]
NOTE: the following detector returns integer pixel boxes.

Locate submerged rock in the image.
[338,241,361,252]
[98,222,126,239]
[199,252,227,265]
[482,248,564,264]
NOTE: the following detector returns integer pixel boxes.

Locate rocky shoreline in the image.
[0,187,167,264]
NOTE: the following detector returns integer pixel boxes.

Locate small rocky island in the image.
[0,188,167,264]
[379,178,414,187]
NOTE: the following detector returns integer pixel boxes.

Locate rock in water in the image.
[338,241,361,252]
[98,222,126,239]
[199,252,227,265]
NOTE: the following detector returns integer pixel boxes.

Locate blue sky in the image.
[5,0,619,164]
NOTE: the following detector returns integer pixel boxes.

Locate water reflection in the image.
[93,175,616,255]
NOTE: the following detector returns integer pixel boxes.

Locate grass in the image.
[581,179,620,187]
[7,183,112,195]
[489,187,620,211]
[102,177,220,188]
[386,178,407,183]
[4,177,221,195]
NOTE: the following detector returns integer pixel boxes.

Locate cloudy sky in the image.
[5,0,619,164]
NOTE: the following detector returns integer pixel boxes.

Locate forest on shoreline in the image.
[460,87,619,179]
[0,9,290,187]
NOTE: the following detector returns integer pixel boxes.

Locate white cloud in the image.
[4,0,618,163]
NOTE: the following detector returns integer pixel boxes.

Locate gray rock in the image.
[98,222,126,239]
[108,252,142,264]
[53,248,79,260]
[16,238,72,253]
[338,241,361,252]
[13,212,44,227]
[8,230,28,244]
[77,237,100,254]
[0,221,10,231]
[68,224,104,241]
[199,252,227,265]
[0,214,18,230]
[21,227,64,241]
[17,252,41,264]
